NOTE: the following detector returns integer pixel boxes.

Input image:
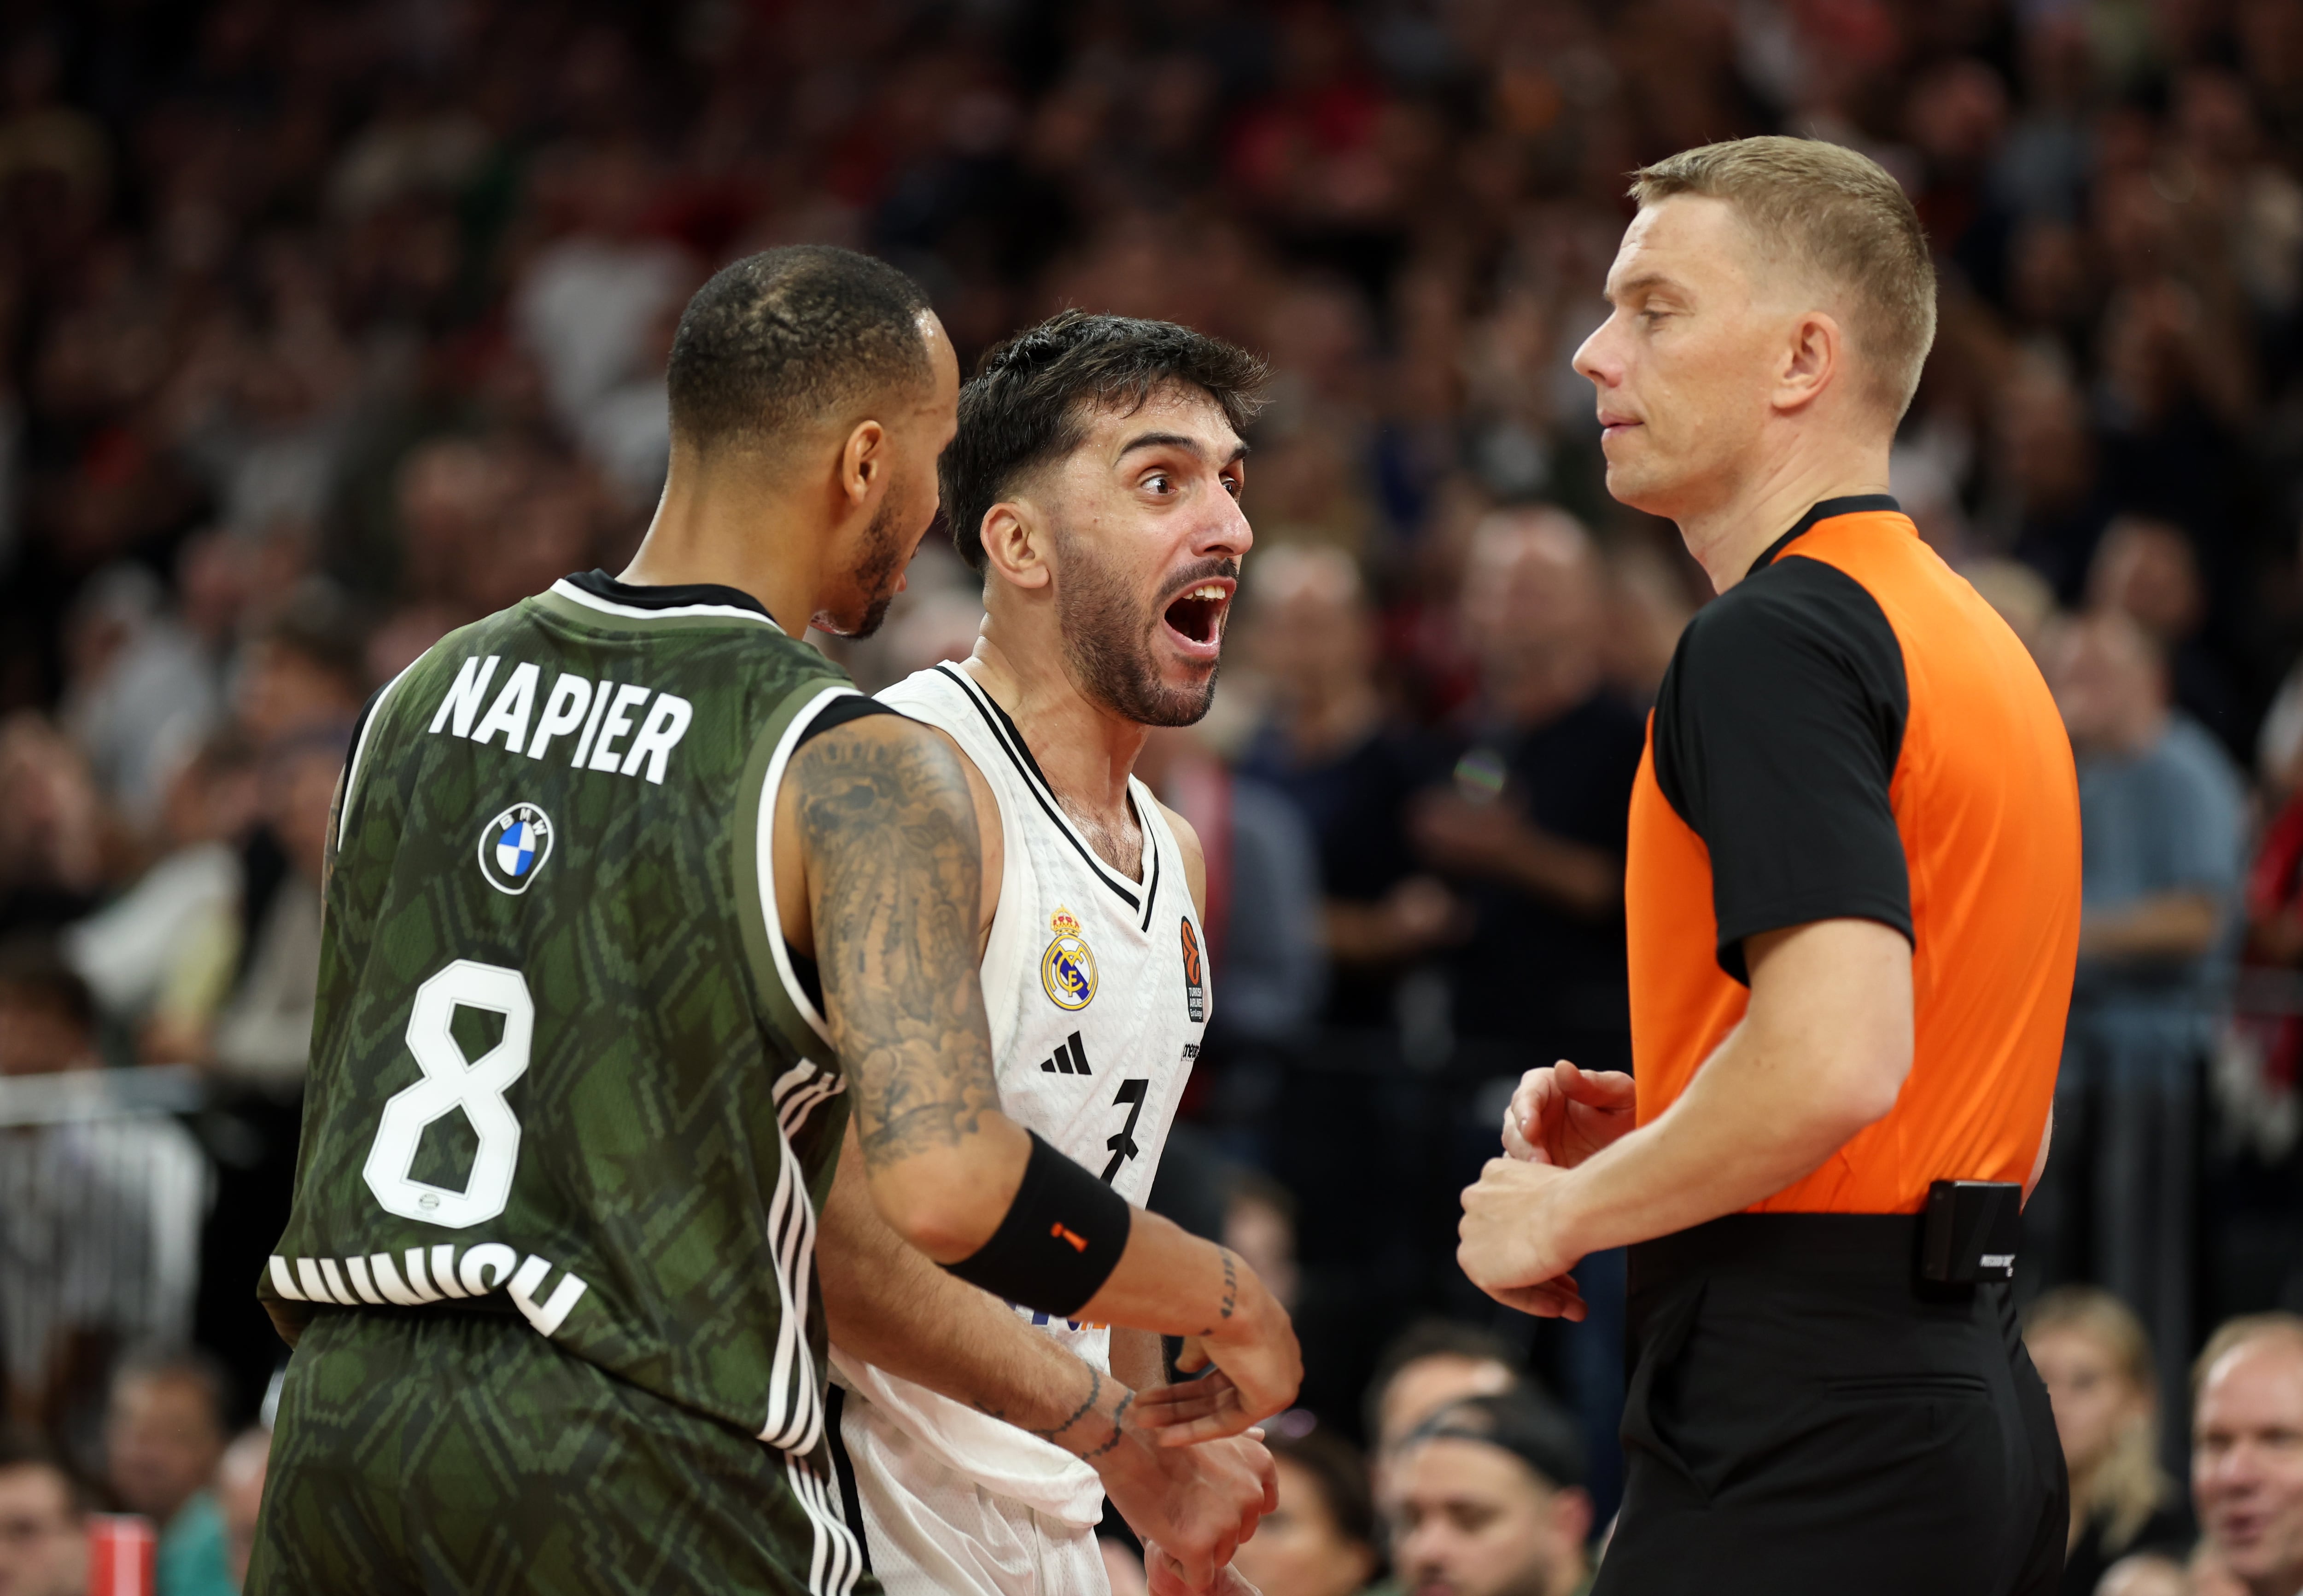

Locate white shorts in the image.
[830,1389,1111,1596]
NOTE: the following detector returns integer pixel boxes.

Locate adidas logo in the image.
[1039,1031,1092,1076]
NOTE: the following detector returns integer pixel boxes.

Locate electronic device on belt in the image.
[1919,1180,2022,1284]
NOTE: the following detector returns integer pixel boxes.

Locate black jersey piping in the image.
[1136,813,1163,931]
[562,567,777,619]
[1745,495,1903,581]
[824,1386,874,1576]
[931,664,1149,914]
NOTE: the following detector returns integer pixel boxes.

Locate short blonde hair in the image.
[1631,136,1937,420]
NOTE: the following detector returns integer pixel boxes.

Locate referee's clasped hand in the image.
[1501,1060,1636,1168]
[1458,1157,1589,1322]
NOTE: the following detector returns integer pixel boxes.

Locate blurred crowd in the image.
[9,0,2303,1590]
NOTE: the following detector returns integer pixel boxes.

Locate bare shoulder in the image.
[1158,799,1209,922]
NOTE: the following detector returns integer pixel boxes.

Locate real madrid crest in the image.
[1040,906,1097,1011]
[478,802,555,896]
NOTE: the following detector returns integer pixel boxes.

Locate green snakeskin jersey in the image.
[263,572,861,1457]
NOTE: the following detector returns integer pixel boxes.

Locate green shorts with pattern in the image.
[246,1309,876,1596]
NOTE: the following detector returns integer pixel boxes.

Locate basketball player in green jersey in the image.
[246,246,1299,1596]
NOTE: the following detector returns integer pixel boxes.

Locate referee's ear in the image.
[977,500,1052,594]
[1771,307,1850,418]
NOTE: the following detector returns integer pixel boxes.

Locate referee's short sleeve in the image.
[1654,556,1913,983]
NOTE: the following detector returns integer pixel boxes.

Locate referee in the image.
[1458,137,2081,1594]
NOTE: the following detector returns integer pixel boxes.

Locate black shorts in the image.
[1593,1213,2066,1596]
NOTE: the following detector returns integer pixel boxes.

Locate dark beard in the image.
[821,494,909,640]
[1055,529,1229,728]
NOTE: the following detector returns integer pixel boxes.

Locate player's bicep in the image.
[787,715,1000,1165]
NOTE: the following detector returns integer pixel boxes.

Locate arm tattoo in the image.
[1199,1248,1239,1337]
[793,721,1001,1165]
[1025,1367,1103,1443]
[1081,1391,1133,1459]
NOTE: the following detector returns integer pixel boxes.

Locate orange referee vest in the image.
[1625,508,2082,1214]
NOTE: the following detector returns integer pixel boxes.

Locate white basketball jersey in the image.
[828,662,1210,1527]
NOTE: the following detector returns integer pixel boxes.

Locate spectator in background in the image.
[2025,1286,2193,1595]
[228,594,364,751]
[1385,1390,1592,1596]
[104,1349,232,1596]
[1232,1427,1381,1596]
[1239,546,1456,1047]
[1413,507,1644,1078]
[1136,722,1326,1146]
[2041,611,2247,1438]
[2087,517,2243,760]
[64,731,256,1030]
[0,1425,85,1596]
[0,937,98,1077]
[1223,1165,1303,1317]
[1966,557,2060,660]
[1362,1322,1520,1464]
[58,564,218,827]
[2192,1314,2303,1596]
[0,714,117,941]
[214,1427,267,1589]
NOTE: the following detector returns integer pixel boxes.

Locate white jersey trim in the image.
[751,684,863,1048]
[548,577,787,630]
[337,654,425,851]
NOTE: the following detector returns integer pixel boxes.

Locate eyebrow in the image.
[1116,431,1250,466]
[1604,272,1685,306]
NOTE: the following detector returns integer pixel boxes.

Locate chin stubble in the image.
[1054,528,1222,728]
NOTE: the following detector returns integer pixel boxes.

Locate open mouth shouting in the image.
[1160,577,1235,661]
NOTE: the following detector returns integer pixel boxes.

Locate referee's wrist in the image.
[1542,1164,1603,1268]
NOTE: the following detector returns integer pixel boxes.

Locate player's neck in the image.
[960,633,1146,834]
[1674,435,1891,594]
[617,457,828,636]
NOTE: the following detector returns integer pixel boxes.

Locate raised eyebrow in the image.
[1116,432,1251,467]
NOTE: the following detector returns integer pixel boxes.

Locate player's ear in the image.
[978,501,1052,591]
[840,419,888,508]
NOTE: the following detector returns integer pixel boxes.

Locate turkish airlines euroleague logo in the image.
[1181,917,1206,1023]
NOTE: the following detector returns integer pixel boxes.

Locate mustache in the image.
[1162,556,1241,600]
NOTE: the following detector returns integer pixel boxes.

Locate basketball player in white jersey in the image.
[813,311,1273,1596]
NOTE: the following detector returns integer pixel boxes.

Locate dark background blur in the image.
[8,0,2303,1557]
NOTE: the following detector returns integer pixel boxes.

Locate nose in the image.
[1200,482,1253,560]
[1572,311,1619,390]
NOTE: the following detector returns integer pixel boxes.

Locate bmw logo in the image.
[477,802,555,896]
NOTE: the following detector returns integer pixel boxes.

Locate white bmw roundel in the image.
[477,803,555,896]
